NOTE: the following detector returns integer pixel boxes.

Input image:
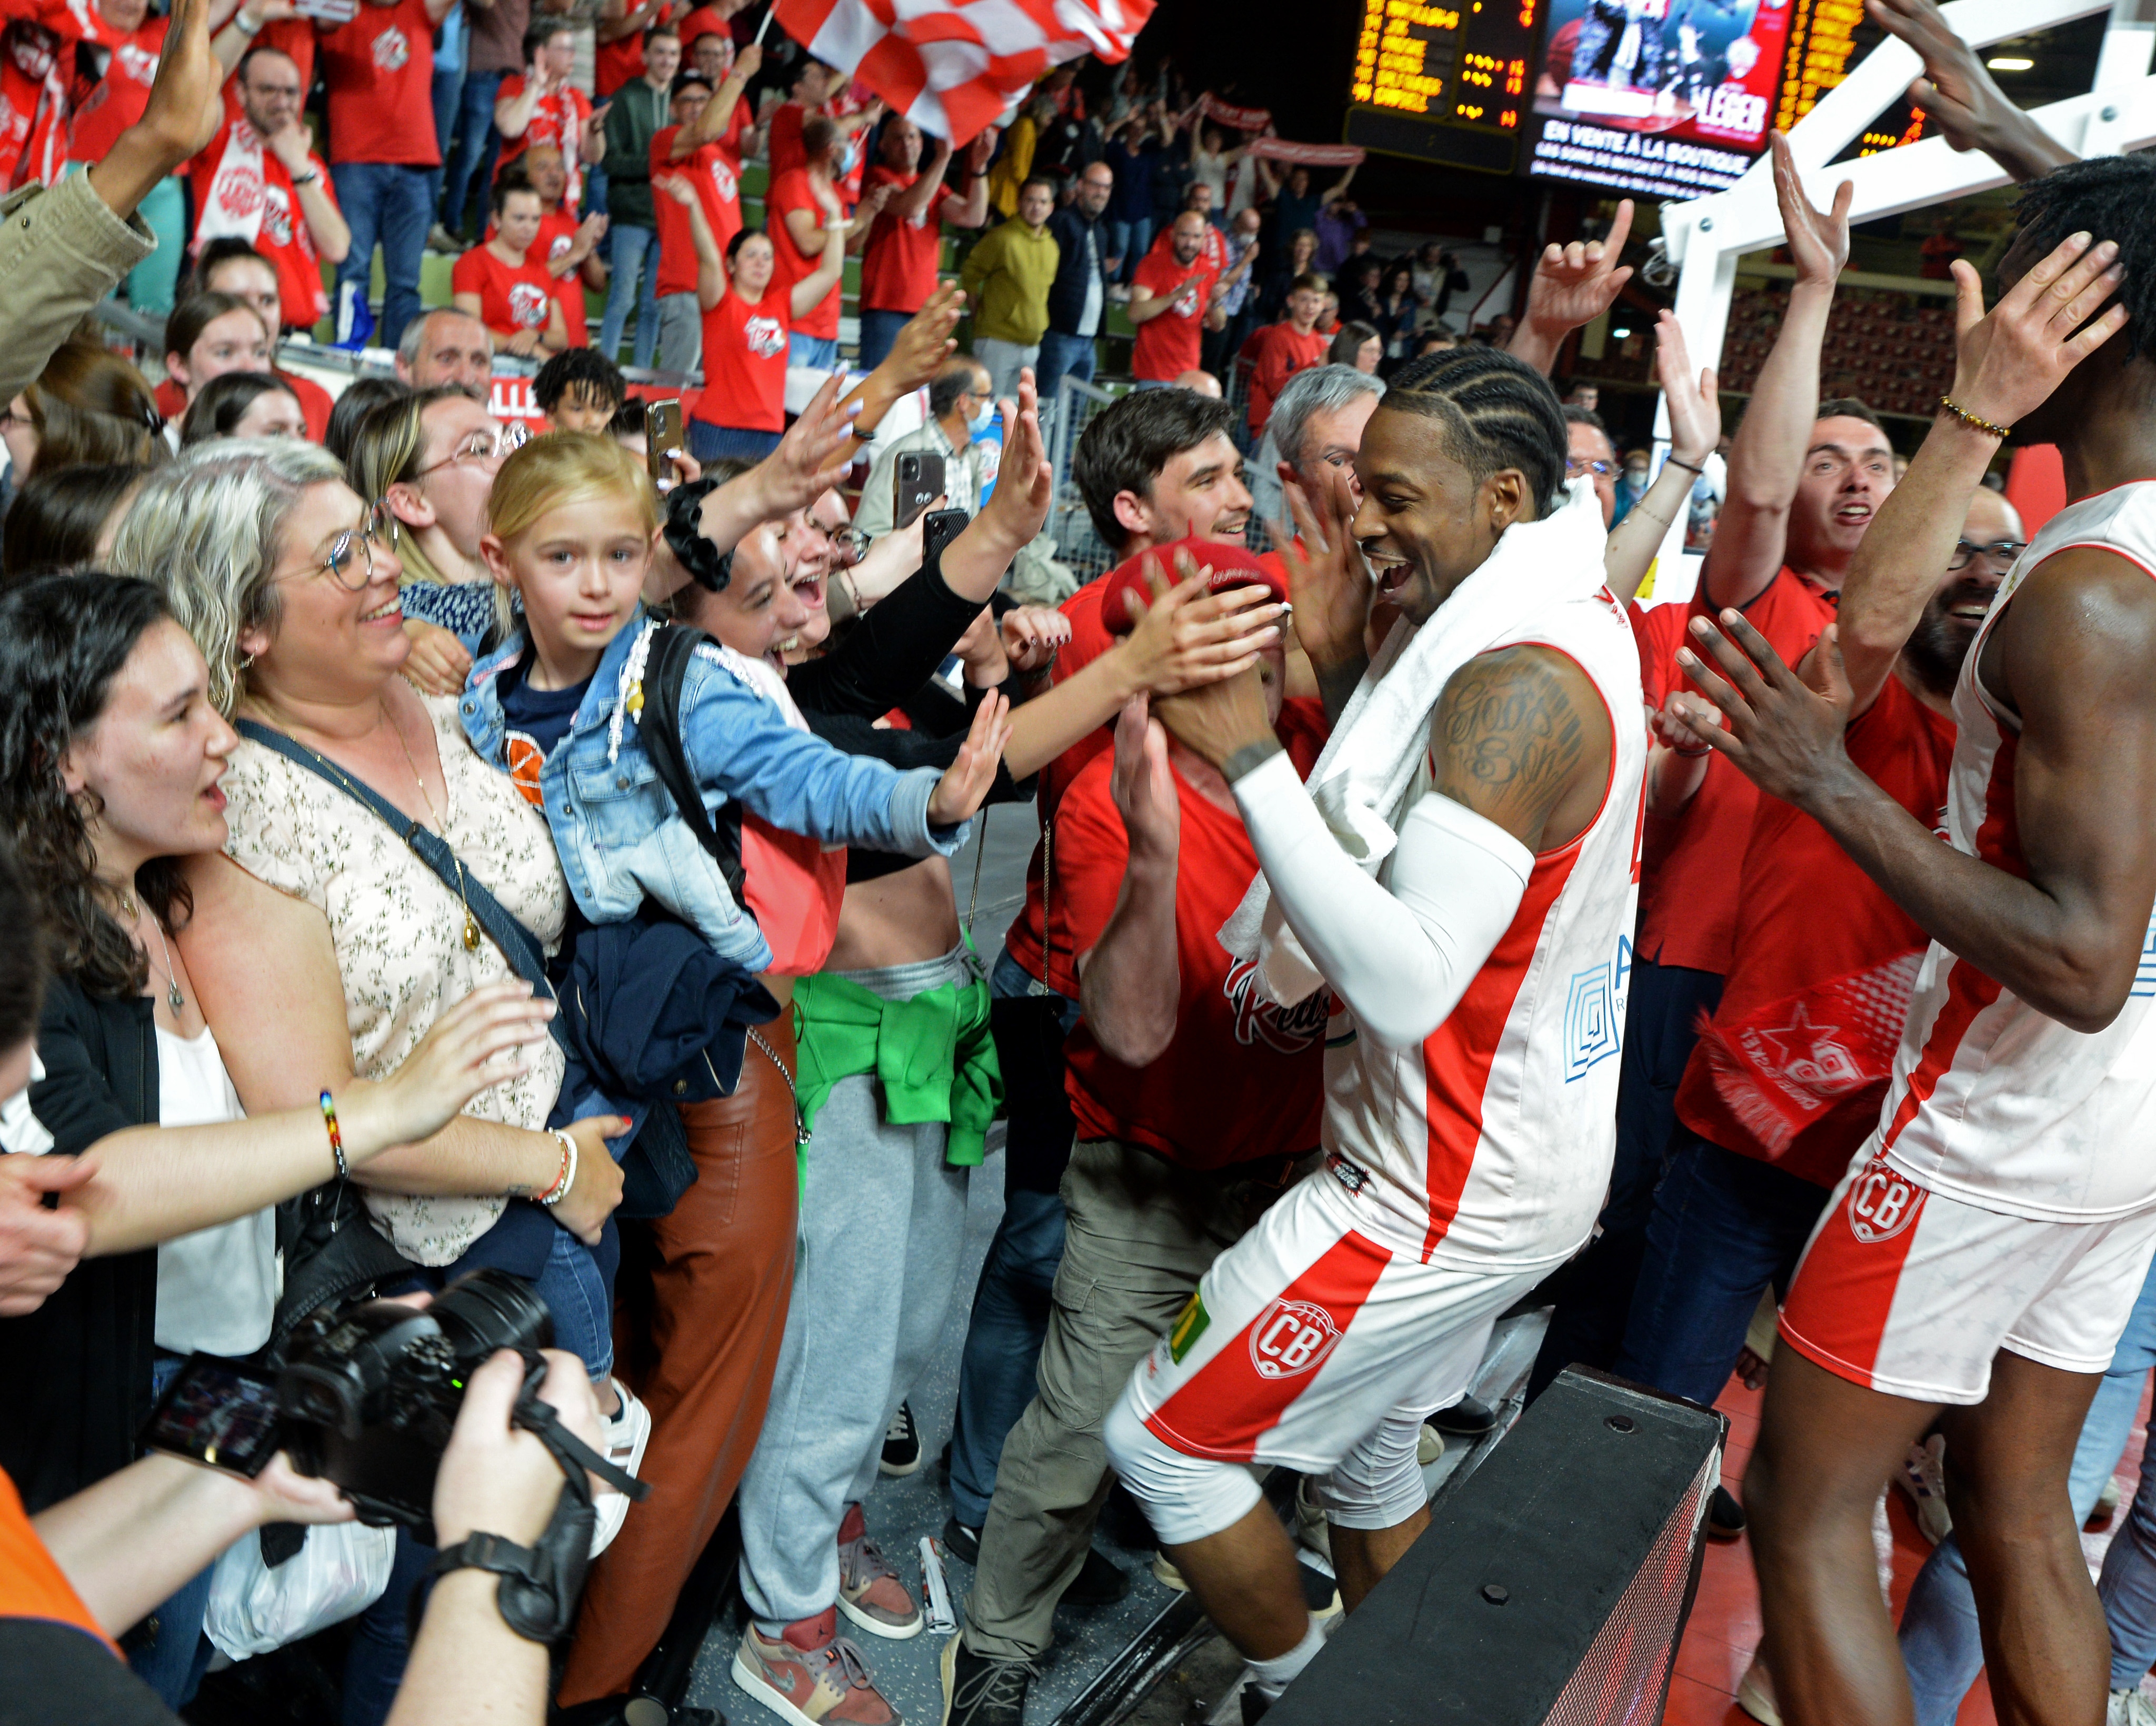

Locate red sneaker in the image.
[731,1607,902,1725]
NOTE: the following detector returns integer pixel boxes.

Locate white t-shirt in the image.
[154,1024,278,1357]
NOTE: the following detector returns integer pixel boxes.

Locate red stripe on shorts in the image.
[1143,1229,1393,1463]
[1776,1159,1928,1388]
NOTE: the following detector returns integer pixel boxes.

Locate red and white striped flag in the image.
[771,0,1153,144]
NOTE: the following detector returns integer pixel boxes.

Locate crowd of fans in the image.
[12,6,2156,1726]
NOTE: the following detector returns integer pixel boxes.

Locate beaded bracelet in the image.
[319,1089,349,1181]
[1939,396,2013,440]
[538,1131,578,1208]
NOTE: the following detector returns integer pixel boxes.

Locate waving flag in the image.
[772,0,1153,144]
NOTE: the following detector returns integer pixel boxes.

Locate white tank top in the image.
[1878,481,2156,1220]
[1323,584,1648,1268]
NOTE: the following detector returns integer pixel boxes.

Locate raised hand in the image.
[733,40,763,81]
[1653,310,1720,466]
[1945,230,2127,432]
[1276,468,1369,677]
[1769,131,1852,288]
[927,689,1014,822]
[1000,603,1072,672]
[1865,0,2075,178]
[752,374,865,515]
[1118,553,1284,696]
[979,367,1053,545]
[1514,197,1635,370]
[874,281,965,395]
[141,0,225,164]
[1674,612,1858,810]
[1109,694,1180,860]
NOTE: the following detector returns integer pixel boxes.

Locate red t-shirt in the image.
[153,367,333,438]
[1240,321,1327,435]
[1635,567,1836,974]
[766,99,805,178]
[1629,596,1690,711]
[318,0,441,167]
[695,285,788,431]
[765,165,841,339]
[857,164,957,315]
[1059,702,1332,1169]
[595,0,676,96]
[63,14,164,162]
[1675,673,1955,1186]
[1130,247,1218,382]
[532,209,588,346]
[189,114,338,329]
[675,2,730,44]
[494,74,593,205]
[453,244,556,336]
[256,15,315,94]
[649,112,748,299]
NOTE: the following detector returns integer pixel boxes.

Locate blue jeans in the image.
[333,162,432,354]
[1530,957,1722,1400]
[598,222,661,367]
[438,68,503,239]
[856,308,911,370]
[532,1220,615,1381]
[1612,1134,1831,1409]
[1108,217,1150,283]
[128,1356,217,1709]
[946,949,1081,1529]
[789,330,839,370]
[583,161,607,219]
[1034,328,1097,422]
[428,22,464,212]
[1900,1258,2156,1720]
[687,420,782,463]
[342,1530,434,1726]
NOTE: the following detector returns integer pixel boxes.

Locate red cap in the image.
[1096,536,1286,635]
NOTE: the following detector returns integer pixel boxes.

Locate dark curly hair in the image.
[0,573,191,998]
[1379,344,1570,516]
[2014,154,2156,361]
[0,840,46,1056]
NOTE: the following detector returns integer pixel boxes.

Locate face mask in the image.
[967,399,996,436]
[1621,468,1650,500]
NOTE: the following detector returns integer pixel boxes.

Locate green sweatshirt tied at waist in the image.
[792,970,1003,1167]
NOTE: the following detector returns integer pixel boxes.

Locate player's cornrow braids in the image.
[2013,154,2156,363]
[1380,346,1571,515]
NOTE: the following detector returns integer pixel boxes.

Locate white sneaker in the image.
[1737,1651,1781,1726]
[588,1379,651,1556]
[1417,1422,1446,1467]
[1894,1432,1952,1546]
[2111,1688,2156,1726]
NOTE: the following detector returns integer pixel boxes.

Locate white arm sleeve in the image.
[1232,750,1534,1049]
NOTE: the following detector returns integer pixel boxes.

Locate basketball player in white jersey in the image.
[1095,346,1646,1714]
[1674,159,2156,1726]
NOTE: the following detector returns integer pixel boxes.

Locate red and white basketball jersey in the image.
[1878,481,2156,1221]
[1325,586,1648,1269]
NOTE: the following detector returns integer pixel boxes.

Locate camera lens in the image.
[428,1267,554,1367]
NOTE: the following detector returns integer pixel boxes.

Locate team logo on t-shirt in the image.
[744,314,785,358]
[261,186,294,248]
[372,24,410,72]
[709,157,737,201]
[1248,1297,1343,1381]
[1846,1155,1926,1244]
[508,282,551,328]
[115,42,159,83]
[215,171,264,219]
[1224,957,1326,1053]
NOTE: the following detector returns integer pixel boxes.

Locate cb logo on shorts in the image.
[1848,1158,1926,1244]
[1249,1299,1344,1381]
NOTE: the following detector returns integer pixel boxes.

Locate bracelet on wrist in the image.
[232,8,262,33]
[1663,454,1705,475]
[1938,395,2013,440]
[319,1088,349,1181]
[1222,737,1285,784]
[536,1130,577,1207]
[1671,738,1713,759]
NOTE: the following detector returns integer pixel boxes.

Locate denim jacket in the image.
[462,613,964,972]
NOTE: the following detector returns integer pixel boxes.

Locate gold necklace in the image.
[116,887,186,1015]
[386,704,483,954]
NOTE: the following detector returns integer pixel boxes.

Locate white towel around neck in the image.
[1218,476,1612,1006]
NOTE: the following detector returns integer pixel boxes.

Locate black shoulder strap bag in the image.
[638,624,753,904]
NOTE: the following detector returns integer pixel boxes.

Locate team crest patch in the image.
[1168,1292,1209,1364]
[1248,1298,1343,1381]
[1847,1157,1926,1244]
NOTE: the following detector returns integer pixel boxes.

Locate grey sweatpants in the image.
[735,945,978,1634]
[961,1137,1284,1661]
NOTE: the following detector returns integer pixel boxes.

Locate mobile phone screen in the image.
[143,1355,285,1478]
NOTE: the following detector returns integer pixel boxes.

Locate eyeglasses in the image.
[1566,457,1614,477]
[277,498,394,591]
[1947,538,2026,571]
[416,421,528,477]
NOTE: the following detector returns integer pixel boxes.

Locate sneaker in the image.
[1431,1395,1498,1437]
[2110,1688,2156,1726]
[1737,1651,1780,1726]
[732,1610,900,1725]
[1416,1423,1446,1467]
[1894,1433,1952,1546]
[589,1381,651,1557]
[881,1400,922,1477]
[940,1635,1034,1726]
[941,1517,980,1567]
[1292,1476,1332,1564]
[837,1504,922,1639]
[426,222,465,255]
[1706,1484,1746,1541]
[1152,1551,1187,1592]
[1065,1545,1131,1608]
[2093,1476,2127,1532]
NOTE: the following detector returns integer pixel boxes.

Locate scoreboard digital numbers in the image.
[1345,0,1542,172]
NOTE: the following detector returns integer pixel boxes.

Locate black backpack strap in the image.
[233,717,566,1048]
[641,626,748,906]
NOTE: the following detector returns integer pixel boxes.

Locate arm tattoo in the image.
[1432,647,1588,846]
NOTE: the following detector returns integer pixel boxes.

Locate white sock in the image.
[1247,1614,1326,1699]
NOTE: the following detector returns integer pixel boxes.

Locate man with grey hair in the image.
[394,307,495,400]
[1248,361,1384,533]
[855,356,999,540]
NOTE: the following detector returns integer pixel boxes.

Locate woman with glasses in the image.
[344,387,530,694]
[105,439,626,1725]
